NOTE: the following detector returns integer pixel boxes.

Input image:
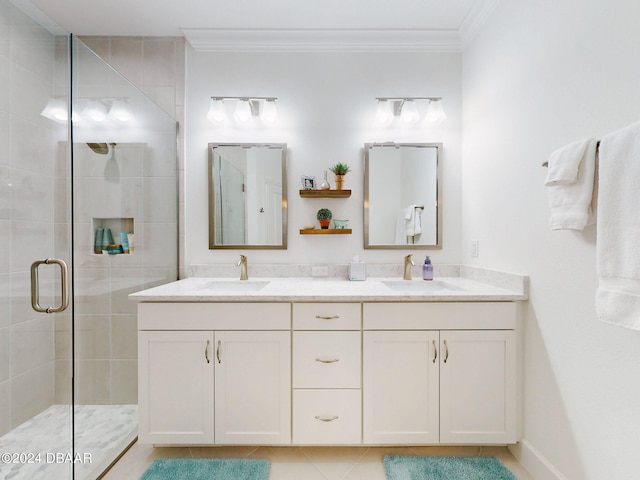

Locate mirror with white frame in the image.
[364,143,442,249]
[209,143,287,249]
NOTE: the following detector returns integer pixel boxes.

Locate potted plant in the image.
[316,208,332,229]
[329,163,351,190]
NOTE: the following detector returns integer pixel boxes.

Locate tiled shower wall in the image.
[0,1,63,435]
[79,36,186,277]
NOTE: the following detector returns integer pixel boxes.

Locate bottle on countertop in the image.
[422,256,433,281]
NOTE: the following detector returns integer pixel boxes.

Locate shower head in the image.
[87,143,108,154]
[87,142,116,155]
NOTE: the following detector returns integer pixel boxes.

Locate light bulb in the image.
[207,98,227,124]
[400,100,420,124]
[376,99,393,125]
[260,99,279,126]
[233,99,252,124]
[109,100,133,123]
[85,101,108,123]
[40,98,68,122]
[425,99,447,125]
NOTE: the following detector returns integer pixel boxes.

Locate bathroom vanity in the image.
[131,271,527,447]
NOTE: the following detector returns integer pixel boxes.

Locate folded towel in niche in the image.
[546,138,598,230]
[596,121,640,330]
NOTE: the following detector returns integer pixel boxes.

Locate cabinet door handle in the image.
[315,314,339,320]
[205,340,210,364]
[443,339,449,363]
[315,357,340,364]
[216,340,222,364]
[314,415,339,422]
[432,340,438,363]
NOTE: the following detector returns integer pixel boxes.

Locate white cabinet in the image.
[439,329,515,444]
[137,303,291,445]
[363,331,440,444]
[292,303,362,445]
[138,330,214,444]
[363,302,517,445]
[215,330,291,444]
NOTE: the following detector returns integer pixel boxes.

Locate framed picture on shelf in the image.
[301,175,316,190]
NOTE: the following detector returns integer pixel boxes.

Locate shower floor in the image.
[0,404,137,480]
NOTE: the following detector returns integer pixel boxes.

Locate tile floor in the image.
[101,443,535,480]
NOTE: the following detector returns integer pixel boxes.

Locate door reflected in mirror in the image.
[364,143,441,249]
[209,143,287,249]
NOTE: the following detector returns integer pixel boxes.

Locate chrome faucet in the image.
[237,255,248,280]
[403,254,414,280]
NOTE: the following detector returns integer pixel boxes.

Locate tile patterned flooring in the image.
[0,405,136,480]
[102,443,536,480]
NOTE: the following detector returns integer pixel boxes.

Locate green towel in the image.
[140,458,270,480]
[384,455,517,480]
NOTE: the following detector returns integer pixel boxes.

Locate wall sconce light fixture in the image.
[41,97,135,124]
[207,97,279,126]
[375,97,447,126]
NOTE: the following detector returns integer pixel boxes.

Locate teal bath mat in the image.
[384,455,517,480]
[139,458,270,480]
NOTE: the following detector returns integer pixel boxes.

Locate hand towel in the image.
[546,138,598,230]
[545,138,596,186]
[596,121,640,330]
[405,205,422,236]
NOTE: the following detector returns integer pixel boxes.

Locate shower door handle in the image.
[30,258,69,313]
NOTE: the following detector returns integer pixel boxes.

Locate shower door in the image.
[0,4,74,480]
[70,37,178,480]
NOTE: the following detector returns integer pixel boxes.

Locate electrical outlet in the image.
[471,240,479,257]
[311,265,329,277]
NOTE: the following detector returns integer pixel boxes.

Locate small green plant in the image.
[329,163,351,175]
[316,208,333,220]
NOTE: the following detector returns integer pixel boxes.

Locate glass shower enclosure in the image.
[0,2,178,479]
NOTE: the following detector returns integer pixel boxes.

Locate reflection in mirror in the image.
[209,143,287,249]
[364,143,441,249]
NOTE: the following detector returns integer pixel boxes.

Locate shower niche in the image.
[92,217,135,254]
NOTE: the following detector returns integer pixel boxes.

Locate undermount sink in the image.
[198,280,270,291]
[382,279,462,292]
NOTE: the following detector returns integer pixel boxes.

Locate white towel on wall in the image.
[546,138,598,230]
[545,138,596,185]
[394,206,422,244]
[596,121,640,330]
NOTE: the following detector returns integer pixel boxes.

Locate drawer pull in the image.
[315,314,339,320]
[432,340,437,363]
[315,357,340,364]
[315,415,339,422]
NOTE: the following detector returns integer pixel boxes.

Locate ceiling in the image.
[25,0,498,49]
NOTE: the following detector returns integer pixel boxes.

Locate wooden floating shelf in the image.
[300,228,352,235]
[299,189,351,198]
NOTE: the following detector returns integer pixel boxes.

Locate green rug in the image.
[139,458,270,480]
[384,455,517,480]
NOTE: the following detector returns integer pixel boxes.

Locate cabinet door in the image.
[214,330,291,444]
[439,330,516,444]
[138,330,214,444]
[363,330,440,444]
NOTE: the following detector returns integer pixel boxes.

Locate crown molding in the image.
[182,2,499,53]
[183,28,462,53]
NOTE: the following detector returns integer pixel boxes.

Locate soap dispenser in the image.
[422,256,433,281]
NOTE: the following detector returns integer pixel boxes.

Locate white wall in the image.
[185,49,462,267]
[462,0,640,478]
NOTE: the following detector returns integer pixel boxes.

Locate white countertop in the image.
[129,275,527,302]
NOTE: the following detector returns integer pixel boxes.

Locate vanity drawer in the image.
[293,389,361,444]
[363,302,516,330]
[293,331,361,388]
[293,303,361,330]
